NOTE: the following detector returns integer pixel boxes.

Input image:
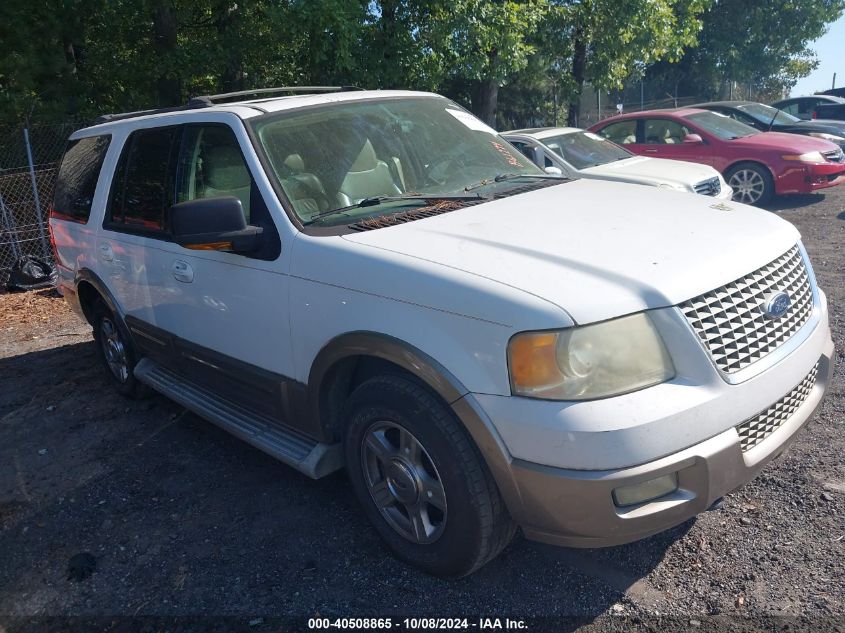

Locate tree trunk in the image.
[471,79,499,127]
[215,3,245,93]
[378,0,400,88]
[153,3,180,107]
[567,24,587,127]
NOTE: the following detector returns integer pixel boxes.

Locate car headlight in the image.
[781,151,826,164]
[507,312,675,400]
[807,132,845,144]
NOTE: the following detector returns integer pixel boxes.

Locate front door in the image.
[629,118,714,167]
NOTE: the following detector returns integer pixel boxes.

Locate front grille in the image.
[736,362,819,452]
[693,176,722,196]
[680,246,813,374]
[822,149,844,163]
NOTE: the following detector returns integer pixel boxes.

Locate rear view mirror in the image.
[683,134,704,144]
[170,197,262,253]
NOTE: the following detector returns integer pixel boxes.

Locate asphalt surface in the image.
[1,186,844,632]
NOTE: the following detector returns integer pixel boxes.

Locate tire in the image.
[726,162,774,206]
[343,374,515,577]
[91,300,150,399]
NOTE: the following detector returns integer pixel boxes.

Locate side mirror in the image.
[170,197,262,253]
[544,166,563,176]
[682,134,704,144]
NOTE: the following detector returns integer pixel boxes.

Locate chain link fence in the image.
[0,121,85,277]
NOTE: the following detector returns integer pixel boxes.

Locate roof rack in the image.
[95,86,362,125]
[190,85,363,105]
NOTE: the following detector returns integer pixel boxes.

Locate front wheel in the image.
[343,375,515,577]
[726,162,774,206]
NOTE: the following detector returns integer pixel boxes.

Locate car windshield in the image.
[250,96,546,226]
[540,131,632,169]
[737,103,800,125]
[684,111,759,140]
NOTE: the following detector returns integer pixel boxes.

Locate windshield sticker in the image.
[445,108,498,135]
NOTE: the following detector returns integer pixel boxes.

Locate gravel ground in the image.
[1,187,844,632]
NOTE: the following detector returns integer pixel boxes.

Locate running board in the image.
[134,358,343,479]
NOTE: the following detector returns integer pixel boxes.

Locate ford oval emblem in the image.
[764,292,791,319]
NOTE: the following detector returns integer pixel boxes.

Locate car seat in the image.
[337,140,402,207]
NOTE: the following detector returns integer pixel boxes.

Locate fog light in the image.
[612,473,679,507]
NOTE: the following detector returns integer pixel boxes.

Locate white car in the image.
[503,126,733,199]
[51,89,833,578]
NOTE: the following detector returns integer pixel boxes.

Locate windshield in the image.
[540,131,631,169]
[251,97,545,226]
[737,103,800,125]
[684,111,759,140]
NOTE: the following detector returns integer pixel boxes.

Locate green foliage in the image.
[647,0,845,99]
[0,0,841,125]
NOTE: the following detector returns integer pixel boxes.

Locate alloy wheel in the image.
[729,169,766,204]
[99,317,130,383]
[361,421,447,544]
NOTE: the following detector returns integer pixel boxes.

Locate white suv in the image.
[51,88,835,577]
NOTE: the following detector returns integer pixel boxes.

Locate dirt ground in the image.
[1,187,844,632]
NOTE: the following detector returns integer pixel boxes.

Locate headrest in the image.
[283,153,306,172]
[349,140,378,172]
[205,146,251,190]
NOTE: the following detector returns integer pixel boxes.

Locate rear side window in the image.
[52,135,111,223]
[108,126,179,232]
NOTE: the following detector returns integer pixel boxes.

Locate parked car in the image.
[51,89,834,577]
[693,101,845,151]
[589,108,845,205]
[771,95,845,121]
[502,126,731,199]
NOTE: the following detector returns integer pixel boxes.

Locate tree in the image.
[646,0,845,101]
[541,0,710,125]
[419,0,548,125]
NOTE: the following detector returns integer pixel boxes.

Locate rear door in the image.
[100,120,297,429]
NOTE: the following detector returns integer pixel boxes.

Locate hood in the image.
[342,179,799,325]
[774,120,845,136]
[583,156,718,188]
[731,130,840,152]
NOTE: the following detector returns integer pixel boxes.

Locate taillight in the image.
[48,207,59,261]
[812,111,817,120]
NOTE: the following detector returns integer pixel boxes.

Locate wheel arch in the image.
[723,159,777,182]
[307,332,468,443]
[74,268,124,326]
[306,332,526,520]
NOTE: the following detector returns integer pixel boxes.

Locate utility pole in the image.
[834,73,837,89]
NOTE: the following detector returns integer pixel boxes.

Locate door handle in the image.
[643,148,658,153]
[171,260,194,283]
[99,244,114,262]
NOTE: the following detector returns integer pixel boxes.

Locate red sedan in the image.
[589,108,845,205]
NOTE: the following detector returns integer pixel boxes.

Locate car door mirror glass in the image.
[170,196,263,253]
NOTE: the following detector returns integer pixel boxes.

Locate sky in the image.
[790,13,845,96]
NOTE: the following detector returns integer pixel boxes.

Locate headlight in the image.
[781,151,826,164]
[807,132,845,144]
[507,312,675,400]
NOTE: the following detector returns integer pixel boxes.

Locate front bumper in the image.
[469,337,834,548]
[776,163,845,194]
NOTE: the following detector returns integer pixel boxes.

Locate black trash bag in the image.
[6,255,57,291]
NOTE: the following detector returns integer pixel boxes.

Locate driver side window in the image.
[176,125,253,222]
[643,119,689,145]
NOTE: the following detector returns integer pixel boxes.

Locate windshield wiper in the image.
[463,173,562,192]
[302,193,484,226]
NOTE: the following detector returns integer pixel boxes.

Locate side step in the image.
[134,358,344,479]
